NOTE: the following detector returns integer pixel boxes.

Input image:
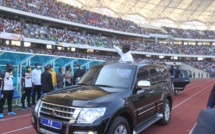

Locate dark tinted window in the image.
[149,68,157,76]
[78,64,134,89]
[137,67,150,81]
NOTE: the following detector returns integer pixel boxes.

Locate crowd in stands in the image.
[1,0,215,40]
[0,0,148,34]
[0,0,214,74]
[185,60,214,74]
[0,44,214,74]
[163,27,215,39]
[0,17,215,56]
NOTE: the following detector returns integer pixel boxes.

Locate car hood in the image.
[42,85,129,107]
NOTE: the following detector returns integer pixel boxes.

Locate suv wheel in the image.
[108,116,130,134]
[157,99,171,125]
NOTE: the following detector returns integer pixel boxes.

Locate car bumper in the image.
[32,112,110,134]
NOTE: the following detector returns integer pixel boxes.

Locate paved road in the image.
[0,78,214,134]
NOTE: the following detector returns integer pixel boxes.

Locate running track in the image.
[0,78,214,134]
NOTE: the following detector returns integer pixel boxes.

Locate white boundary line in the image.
[174,79,214,96]
[173,81,214,110]
[2,126,33,134]
[1,79,214,134]
[0,114,31,122]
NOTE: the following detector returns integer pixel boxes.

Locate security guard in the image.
[21,66,33,110]
[0,64,16,118]
[49,65,57,90]
[31,63,42,106]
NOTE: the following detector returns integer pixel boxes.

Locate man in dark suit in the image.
[41,66,53,94]
[206,65,215,109]
[73,64,85,85]
[175,67,182,78]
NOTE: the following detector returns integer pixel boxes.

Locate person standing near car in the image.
[0,63,16,118]
[206,65,215,109]
[113,44,134,63]
[41,66,53,94]
[21,66,33,110]
[49,65,57,90]
[57,67,65,88]
[73,64,85,85]
[31,63,42,106]
[65,66,73,86]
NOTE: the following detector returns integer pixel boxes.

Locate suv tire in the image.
[157,99,171,125]
[108,116,130,134]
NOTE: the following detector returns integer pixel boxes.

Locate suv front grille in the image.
[40,101,81,121]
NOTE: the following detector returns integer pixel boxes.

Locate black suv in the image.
[32,63,174,134]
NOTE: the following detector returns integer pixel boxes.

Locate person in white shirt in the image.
[65,66,73,86]
[113,44,134,63]
[0,64,16,118]
[21,66,33,110]
[31,63,42,106]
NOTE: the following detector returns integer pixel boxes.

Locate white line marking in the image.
[189,123,197,134]
[175,79,214,95]
[0,114,31,122]
[2,126,33,134]
[1,79,214,134]
[173,82,214,110]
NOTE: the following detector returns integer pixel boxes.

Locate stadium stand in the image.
[163,26,215,39]
[0,17,214,56]
[0,0,214,75]
[0,0,214,110]
[0,0,149,34]
[0,44,214,74]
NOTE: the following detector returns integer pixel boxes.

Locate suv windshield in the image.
[78,64,134,89]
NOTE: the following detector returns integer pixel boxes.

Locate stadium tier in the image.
[0,17,214,56]
[0,0,214,76]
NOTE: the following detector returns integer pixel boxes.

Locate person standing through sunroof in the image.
[113,44,134,63]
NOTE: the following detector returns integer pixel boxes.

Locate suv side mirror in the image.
[137,80,151,89]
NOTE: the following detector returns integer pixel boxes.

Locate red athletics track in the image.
[0,78,214,134]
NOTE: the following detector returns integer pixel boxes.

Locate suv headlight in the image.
[77,107,106,124]
[34,99,41,113]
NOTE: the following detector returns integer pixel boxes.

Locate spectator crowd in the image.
[0,0,214,73]
[0,0,148,34]
[0,17,214,56]
[0,44,214,74]
[163,27,215,39]
[0,0,215,40]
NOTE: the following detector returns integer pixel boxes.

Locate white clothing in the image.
[31,68,41,85]
[113,45,134,63]
[1,72,14,90]
[65,71,72,84]
[23,72,32,88]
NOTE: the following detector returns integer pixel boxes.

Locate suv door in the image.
[132,66,156,124]
[149,66,167,113]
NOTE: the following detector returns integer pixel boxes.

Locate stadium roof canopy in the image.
[58,0,215,30]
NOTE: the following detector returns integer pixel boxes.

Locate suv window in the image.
[149,68,157,76]
[78,64,134,89]
[149,66,163,85]
[137,67,150,81]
